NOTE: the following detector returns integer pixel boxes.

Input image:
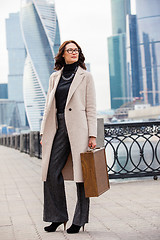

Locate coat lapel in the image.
[66,66,84,107]
[50,69,62,96]
[47,69,62,109]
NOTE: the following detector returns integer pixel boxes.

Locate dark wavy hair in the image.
[54,40,86,70]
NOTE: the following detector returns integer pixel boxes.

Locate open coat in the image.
[40,66,97,182]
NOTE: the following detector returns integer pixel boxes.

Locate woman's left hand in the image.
[88,136,96,149]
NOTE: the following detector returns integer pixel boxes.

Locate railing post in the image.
[15,135,18,149]
[7,136,10,147]
[2,137,4,145]
[5,137,7,146]
[12,136,15,148]
[30,131,35,157]
[97,118,104,148]
[9,136,11,147]
[20,134,24,152]
[10,136,13,148]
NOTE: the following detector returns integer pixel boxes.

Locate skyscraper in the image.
[108,33,127,108]
[127,0,160,106]
[20,0,60,130]
[136,0,160,106]
[0,100,21,128]
[6,12,26,127]
[0,84,8,99]
[108,0,131,109]
[111,0,131,34]
[126,14,142,100]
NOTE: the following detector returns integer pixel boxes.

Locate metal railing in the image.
[104,121,160,179]
[0,120,160,180]
[0,132,41,158]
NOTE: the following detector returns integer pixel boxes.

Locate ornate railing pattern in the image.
[1,121,160,180]
[104,121,160,179]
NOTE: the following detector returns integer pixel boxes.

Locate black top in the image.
[55,62,78,113]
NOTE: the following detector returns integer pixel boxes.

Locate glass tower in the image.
[136,0,160,106]
[126,14,143,100]
[0,100,21,128]
[20,0,61,130]
[111,0,131,34]
[0,84,8,99]
[108,34,127,108]
[6,12,26,127]
[127,0,160,106]
[108,0,131,109]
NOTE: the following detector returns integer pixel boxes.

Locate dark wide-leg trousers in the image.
[43,113,89,226]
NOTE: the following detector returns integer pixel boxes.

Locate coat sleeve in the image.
[86,72,97,138]
[40,75,53,135]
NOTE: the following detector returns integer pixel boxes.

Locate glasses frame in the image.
[65,48,80,54]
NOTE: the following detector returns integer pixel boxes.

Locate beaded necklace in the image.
[62,66,78,81]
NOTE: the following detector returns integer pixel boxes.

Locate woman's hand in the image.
[88,136,96,149]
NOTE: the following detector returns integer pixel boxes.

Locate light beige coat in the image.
[40,66,97,182]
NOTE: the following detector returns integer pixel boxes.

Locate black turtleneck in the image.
[55,61,78,113]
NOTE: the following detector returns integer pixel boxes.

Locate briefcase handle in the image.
[87,147,103,152]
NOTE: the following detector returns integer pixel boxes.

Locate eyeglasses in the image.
[65,48,80,54]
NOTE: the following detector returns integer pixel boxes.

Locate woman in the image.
[40,40,97,234]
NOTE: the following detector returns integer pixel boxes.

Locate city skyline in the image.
[0,0,136,111]
[108,0,160,109]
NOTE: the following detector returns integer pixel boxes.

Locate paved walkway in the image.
[0,145,160,240]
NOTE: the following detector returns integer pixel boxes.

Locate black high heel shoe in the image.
[67,224,85,234]
[44,222,67,232]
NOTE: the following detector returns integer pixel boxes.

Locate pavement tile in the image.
[0,225,15,240]
[0,146,160,240]
[0,216,11,227]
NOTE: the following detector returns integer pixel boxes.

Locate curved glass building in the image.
[20,0,60,130]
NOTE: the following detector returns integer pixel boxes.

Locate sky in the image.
[0,0,136,111]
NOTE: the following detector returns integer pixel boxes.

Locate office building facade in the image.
[126,14,143,100]
[0,84,8,99]
[111,0,131,34]
[108,34,127,109]
[6,12,26,127]
[136,0,160,106]
[127,0,160,106]
[20,0,61,130]
[108,0,131,109]
[0,100,21,128]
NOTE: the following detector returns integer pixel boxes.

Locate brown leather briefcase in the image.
[80,148,110,197]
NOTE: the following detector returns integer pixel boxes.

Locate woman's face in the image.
[63,43,79,64]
